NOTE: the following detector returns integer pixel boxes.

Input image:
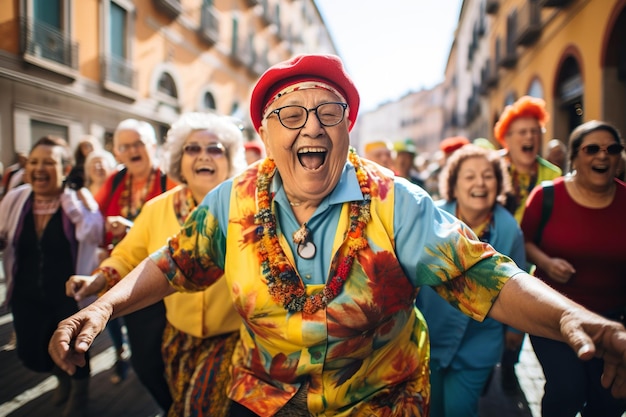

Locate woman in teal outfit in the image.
[416,144,526,417]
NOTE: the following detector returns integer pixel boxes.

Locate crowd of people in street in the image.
[1,53,626,417]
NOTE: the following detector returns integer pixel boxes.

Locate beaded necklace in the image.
[255,148,371,313]
[120,169,155,221]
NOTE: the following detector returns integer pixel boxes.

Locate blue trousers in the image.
[530,335,626,417]
[429,363,492,417]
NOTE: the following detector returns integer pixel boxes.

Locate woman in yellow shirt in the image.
[66,112,246,417]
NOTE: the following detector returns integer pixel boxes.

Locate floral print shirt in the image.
[150,158,522,416]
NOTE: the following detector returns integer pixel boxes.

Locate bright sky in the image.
[314,0,463,112]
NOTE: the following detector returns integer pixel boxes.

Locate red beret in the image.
[244,141,264,155]
[440,136,470,155]
[249,54,360,132]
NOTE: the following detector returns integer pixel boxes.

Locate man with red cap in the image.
[50,54,626,417]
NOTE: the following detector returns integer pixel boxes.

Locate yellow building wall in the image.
[489,0,618,142]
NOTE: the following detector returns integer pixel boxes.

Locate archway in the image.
[601,1,626,137]
[553,53,583,145]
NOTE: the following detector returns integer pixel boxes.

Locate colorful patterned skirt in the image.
[162,322,239,417]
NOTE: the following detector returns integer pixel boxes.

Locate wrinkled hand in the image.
[48,303,111,375]
[560,309,626,397]
[66,274,105,302]
[545,257,576,284]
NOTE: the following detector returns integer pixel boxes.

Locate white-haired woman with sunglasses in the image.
[521,120,626,417]
[66,112,247,417]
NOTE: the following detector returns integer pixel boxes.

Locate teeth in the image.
[298,147,326,154]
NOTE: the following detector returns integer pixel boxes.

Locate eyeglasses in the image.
[507,128,543,137]
[580,143,624,156]
[266,102,348,130]
[182,143,226,158]
[117,141,146,153]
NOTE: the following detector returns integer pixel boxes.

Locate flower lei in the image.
[255,148,371,314]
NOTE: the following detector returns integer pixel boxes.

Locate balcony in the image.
[152,0,182,19]
[486,0,500,14]
[516,1,542,46]
[230,35,254,68]
[539,0,574,7]
[198,5,219,45]
[101,54,137,99]
[20,16,78,77]
[487,59,499,87]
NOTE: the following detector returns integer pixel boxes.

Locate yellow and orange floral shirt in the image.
[150,157,522,416]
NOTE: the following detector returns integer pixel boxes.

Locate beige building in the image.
[0,0,337,168]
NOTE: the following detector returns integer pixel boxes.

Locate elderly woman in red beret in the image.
[50,55,626,417]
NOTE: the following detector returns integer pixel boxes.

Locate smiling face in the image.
[259,88,351,204]
[505,116,542,172]
[114,129,155,177]
[87,156,113,184]
[574,130,622,191]
[181,130,230,203]
[27,144,67,198]
[454,156,498,218]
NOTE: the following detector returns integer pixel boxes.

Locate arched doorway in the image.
[554,54,584,145]
[601,1,626,138]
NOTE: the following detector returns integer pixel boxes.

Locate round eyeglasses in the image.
[266,102,348,130]
[580,143,624,156]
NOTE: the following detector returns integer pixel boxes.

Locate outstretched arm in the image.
[489,273,626,397]
[49,257,174,375]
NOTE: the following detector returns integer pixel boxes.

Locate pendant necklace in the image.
[292,222,316,259]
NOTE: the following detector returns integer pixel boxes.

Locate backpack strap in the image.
[533,180,554,244]
[159,170,167,192]
[112,167,128,192]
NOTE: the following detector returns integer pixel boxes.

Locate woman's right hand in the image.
[544,257,576,283]
[66,274,106,301]
[48,302,112,375]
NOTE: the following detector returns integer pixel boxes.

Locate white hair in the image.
[113,119,157,146]
[162,112,247,183]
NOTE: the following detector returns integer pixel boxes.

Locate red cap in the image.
[440,136,470,155]
[249,54,360,132]
[244,141,264,155]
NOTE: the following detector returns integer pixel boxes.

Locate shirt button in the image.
[305,274,311,280]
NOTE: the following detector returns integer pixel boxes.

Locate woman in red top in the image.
[95,119,177,411]
[521,120,626,417]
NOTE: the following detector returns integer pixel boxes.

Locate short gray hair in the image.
[162,112,247,183]
[113,119,157,146]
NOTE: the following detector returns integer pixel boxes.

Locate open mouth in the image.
[591,165,609,174]
[470,191,488,197]
[195,167,215,175]
[297,147,327,170]
[130,155,142,163]
[521,144,534,154]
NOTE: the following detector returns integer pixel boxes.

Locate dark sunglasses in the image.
[183,143,226,158]
[580,143,624,156]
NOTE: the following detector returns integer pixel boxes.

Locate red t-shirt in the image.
[521,176,626,314]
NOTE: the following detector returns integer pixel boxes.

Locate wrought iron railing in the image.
[20,16,78,70]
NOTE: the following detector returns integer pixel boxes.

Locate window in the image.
[101,0,136,95]
[30,119,69,145]
[158,72,178,99]
[22,0,77,73]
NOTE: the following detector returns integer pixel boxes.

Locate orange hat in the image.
[249,54,360,132]
[440,136,470,155]
[493,96,549,148]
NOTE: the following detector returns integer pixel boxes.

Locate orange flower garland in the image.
[255,148,371,313]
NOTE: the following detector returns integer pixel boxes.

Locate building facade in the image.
[0,0,337,168]
[451,0,626,154]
